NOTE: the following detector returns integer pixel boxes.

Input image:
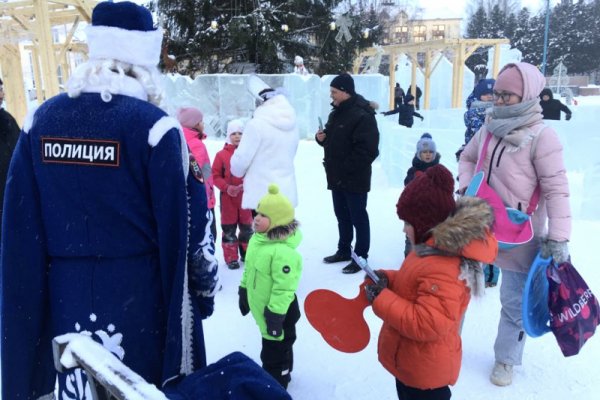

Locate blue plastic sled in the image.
[522,251,553,337]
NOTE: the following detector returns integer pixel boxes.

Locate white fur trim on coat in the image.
[149,116,189,179]
[22,105,38,134]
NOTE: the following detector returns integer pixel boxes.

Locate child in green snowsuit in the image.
[238,184,302,389]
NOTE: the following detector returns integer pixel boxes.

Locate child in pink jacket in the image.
[177,107,217,240]
[212,120,253,269]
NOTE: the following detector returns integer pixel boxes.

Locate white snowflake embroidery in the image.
[62,369,92,400]
[60,319,125,399]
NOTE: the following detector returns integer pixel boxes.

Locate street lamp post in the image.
[541,0,550,75]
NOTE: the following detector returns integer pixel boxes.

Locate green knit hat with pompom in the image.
[256,184,294,230]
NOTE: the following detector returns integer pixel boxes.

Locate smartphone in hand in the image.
[318,117,323,131]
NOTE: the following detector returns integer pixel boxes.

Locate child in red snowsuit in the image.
[212,119,253,269]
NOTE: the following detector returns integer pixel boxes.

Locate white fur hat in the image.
[226,119,244,143]
[85,1,163,68]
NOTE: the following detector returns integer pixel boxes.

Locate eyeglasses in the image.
[493,91,520,102]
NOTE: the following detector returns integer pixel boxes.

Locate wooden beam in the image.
[31,46,44,104]
[451,48,460,108]
[491,43,502,78]
[72,0,95,22]
[0,44,28,125]
[423,50,431,110]
[388,53,396,110]
[355,37,509,109]
[410,51,417,98]
[33,0,60,98]
[456,41,466,108]
[57,16,79,64]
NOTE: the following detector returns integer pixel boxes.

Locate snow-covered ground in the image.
[203,97,600,400]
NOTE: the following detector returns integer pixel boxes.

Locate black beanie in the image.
[330,73,355,95]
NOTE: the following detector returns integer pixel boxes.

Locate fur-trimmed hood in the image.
[264,219,300,242]
[430,197,495,259]
[414,197,498,298]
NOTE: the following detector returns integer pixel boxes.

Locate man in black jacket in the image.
[315,73,380,274]
[539,88,572,120]
[0,78,21,226]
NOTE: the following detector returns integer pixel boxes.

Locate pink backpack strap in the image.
[526,186,541,215]
[476,129,541,215]
[475,131,493,172]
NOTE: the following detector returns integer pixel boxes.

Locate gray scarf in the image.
[486,99,543,148]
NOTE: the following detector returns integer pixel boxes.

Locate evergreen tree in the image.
[466,5,489,39]
[488,4,507,37]
[465,5,490,80]
[512,7,531,55]
[155,0,376,74]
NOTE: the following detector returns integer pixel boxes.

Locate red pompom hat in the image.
[396,164,456,244]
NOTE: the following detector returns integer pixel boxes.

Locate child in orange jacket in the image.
[365,165,498,400]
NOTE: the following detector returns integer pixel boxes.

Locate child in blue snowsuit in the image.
[456,78,495,161]
[0,2,218,399]
[456,78,500,287]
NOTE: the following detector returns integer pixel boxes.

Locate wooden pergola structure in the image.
[0,0,97,124]
[354,38,510,110]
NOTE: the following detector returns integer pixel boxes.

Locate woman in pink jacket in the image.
[178,107,217,239]
[458,62,571,387]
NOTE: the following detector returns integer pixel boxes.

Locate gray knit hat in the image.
[416,133,436,155]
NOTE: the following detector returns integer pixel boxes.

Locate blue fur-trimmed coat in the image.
[0,90,218,399]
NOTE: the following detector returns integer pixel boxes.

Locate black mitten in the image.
[264,307,286,337]
[566,113,572,121]
[238,287,250,316]
[365,283,384,304]
[365,270,388,304]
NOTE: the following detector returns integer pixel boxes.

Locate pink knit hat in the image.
[494,65,524,98]
[176,107,203,129]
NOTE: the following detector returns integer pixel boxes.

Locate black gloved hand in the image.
[566,113,572,121]
[365,270,389,304]
[238,286,250,316]
[541,239,570,264]
[264,307,286,337]
[420,116,424,121]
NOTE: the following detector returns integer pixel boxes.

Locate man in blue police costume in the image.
[0,2,218,398]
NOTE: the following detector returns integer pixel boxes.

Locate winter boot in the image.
[323,252,351,264]
[227,260,240,270]
[342,260,362,274]
[490,362,513,386]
